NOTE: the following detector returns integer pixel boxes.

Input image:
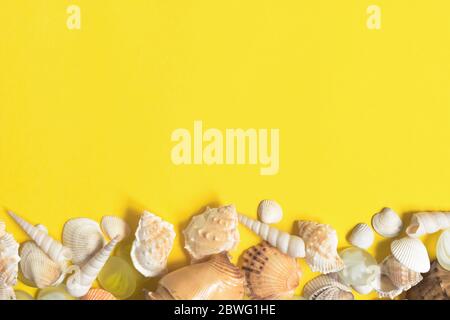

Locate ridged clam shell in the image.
[183,205,239,261]
[131,211,175,277]
[101,216,131,242]
[0,227,20,288]
[81,288,117,300]
[63,218,105,266]
[372,208,403,238]
[348,223,374,249]
[19,242,64,288]
[372,273,403,299]
[437,229,450,271]
[147,253,245,300]
[296,220,344,273]
[391,237,430,273]
[241,242,301,300]
[406,261,450,300]
[303,274,353,300]
[257,200,283,224]
[406,212,450,238]
[381,255,423,290]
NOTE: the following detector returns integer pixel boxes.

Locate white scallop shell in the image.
[348,223,374,249]
[406,212,450,238]
[436,228,450,271]
[391,237,430,273]
[372,208,403,238]
[19,242,64,288]
[101,216,131,241]
[0,224,20,288]
[131,211,175,277]
[62,218,105,266]
[257,200,283,224]
[183,205,239,261]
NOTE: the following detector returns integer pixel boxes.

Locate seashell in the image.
[257,200,283,224]
[19,241,64,288]
[391,237,430,273]
[130,211,175,277]
[37,285,77,300]
[406,261,450,300]
[372,273,403,299]
[147,253,245,300]
[352,284,373,295]
[241,242,301,300]
[348,223,374,249]
[371,207,403,238]
[0,221,5,238]
[381,255,423,290]
[101,215,131,241]
[0,223,20,288]
[7,211,72,267]
[437,228,450,271]
[296,220,344,273]
[183,205,239,261]
[81,288,117,300]
[303,274,353,300]
[66,237,119,297]
[406,212,450,238]
[98,256,136,299]
[63,218,105,266]
[337,247,378,287]
[0,286,16,300]
[239,214,305,258]
[14,290,34,300]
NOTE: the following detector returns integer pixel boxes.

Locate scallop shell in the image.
[257,200,283,224]
[147,253,245,300]
[303,274,353,300]
[62,218,105,266]
[81,288,117,300]
[391,237,430,273]
[0,286,16,300]
[406,212,450,238]
[130,211,175,277]
[0,224,20,288]
[381,255,423,290]
[372,207,403,238]
[406,261,450,300]
[241,242,301,300]
[437,228,450,271]
[296,220,344,274]
[348,223,374,249]
[372,273,403,299]
[183,205,239,261]
[19,241,64,288]
[101,216,131,242]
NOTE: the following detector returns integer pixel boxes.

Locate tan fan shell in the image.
[81,288,117,300]
[303,274,353,300]
[101,216,130,241]
[19,242,64,288]
[241,242,301,300]
[63,218,105,266]
[0,225,20,288]
[406,261,450,300]
[381,255,423,290]
[296,220,344,274]
[183,205,239,261]
[130,211,175,277]
[147,253,245,300]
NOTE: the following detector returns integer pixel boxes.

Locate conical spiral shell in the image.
[406,212,450,238]
[371,207,403,238]
[381,255,423,290]
[348,223,374,249]
[101,216,130,241]
[66,237,119,298]
[241,242,301,300]
[63,218,105,266]
[303,274,353,300]
[296,220,344,273]
[81,288,117,300]
[7,211,72,266]
[0,225,20,288]
[147,253,245,300]
[257,200,283,224]
[20,241,64,288]
[406,261,450,300]
[391,237,430,273]
[183,205,239,261]
[238,214,305,258]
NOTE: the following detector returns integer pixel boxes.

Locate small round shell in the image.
[437,229,450,271]
[257,200,283,224]
[348,223,374,249]
[101,216,131,242]
[391,237,430,273]
[372,208,403,238]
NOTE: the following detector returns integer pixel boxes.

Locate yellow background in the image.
[1,0,449,299]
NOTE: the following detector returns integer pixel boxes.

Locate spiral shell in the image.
[406,212,450,238]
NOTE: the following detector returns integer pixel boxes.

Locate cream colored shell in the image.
[372,208,403,238]
[101,216,131,241]
[406,212,450,238]
[183,205,239,261]
[0,223,20,289]
[348,223,374,249]
[303,274,353,300]
[381,255,423,291]
[131,211,175,277]
[391,237,430,273]
[437,228,450,271]
[257,200,283,224]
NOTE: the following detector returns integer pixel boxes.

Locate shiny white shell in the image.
[372,208,403,238]
[257,200,283,224]
[436,228,450,271]
[348,223,374,249]
[391,237,430,273]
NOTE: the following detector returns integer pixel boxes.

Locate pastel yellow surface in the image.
[0,0,448,299]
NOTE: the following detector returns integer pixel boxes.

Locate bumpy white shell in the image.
[101,216,131,241]
[257,200,283,224]
[436,228,450,271]
[348,223,374,249]
[391,237,430,273]
[0,223,20,288]
[406,212,450,238]
[19,242,64,288]
[183,205,239,261]
[372,208,403,238]
[63,218,105,266]
[131,211,175,277]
